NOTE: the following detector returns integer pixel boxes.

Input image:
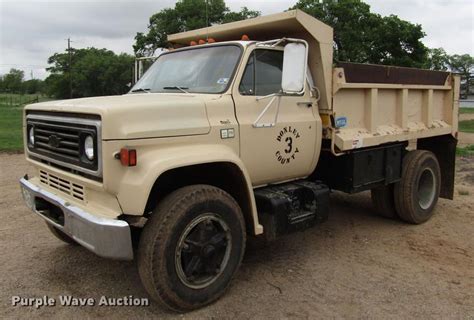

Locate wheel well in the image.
[145,162,255,234]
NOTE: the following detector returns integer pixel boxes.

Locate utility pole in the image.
[67,37,72,99]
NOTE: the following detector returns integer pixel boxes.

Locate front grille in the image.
[34,123,80,158]
[39,170,86,201]
[26,114,101,177]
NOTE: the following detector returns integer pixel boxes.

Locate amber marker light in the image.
[116,148,137,167]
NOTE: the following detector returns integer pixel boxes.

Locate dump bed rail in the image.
[326,63,459,152]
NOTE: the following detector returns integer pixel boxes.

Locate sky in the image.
[0,0,472,80]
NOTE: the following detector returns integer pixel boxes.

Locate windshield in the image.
[130,45,242,94]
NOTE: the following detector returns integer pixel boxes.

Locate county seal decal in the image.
[275,126,300,164]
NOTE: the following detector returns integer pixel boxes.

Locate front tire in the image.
[137,185,246,312]
[394,150,441,224]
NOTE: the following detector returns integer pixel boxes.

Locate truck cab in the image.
[20,10,458,312]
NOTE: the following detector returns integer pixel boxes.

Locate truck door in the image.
[233,47,320,186]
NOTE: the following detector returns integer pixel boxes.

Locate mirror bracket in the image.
[252,93,282,128]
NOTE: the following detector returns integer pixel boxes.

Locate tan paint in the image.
[331,68,458,152]
[24,164,123,219]
[22,10,459,237]
[230,44,322,186]
[26,94,211,140]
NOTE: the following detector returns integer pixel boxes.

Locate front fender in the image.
[103,141,262,234]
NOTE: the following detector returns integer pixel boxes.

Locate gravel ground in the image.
[1,153,473,319]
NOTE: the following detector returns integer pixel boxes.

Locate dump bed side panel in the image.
[328,63,459,152]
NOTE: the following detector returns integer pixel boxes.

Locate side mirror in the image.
[281,42,308,94]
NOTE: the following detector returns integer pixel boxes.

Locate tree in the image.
[222,7,260,23]
[23,79,44,94]
[370,14,427,67]
[133,0,260,56]
[425,48,450,71]
[291,0,429,67]
[2,68,24,93]
[448,54,474,96]
[45,47,134,99]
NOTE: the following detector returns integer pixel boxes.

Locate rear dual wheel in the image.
[371,150,441,224]
[394,150,441,224]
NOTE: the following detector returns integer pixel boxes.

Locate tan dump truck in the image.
[20,10,459,311]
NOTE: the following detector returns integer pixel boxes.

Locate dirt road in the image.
[1,153,473,319]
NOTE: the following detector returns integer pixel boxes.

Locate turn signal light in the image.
[119,148,137,167]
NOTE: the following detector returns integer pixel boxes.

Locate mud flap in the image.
[417,134,457,200]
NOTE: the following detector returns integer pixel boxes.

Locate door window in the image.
[239,49,283,96]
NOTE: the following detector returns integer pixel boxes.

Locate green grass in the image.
[0,94,54,151]
[460,107,474,114]
[459,120,474,133]
[456,145,474,157]
[0,104,23,151]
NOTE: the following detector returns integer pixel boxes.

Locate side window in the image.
[239,54,255,95]
[239,49,283,96]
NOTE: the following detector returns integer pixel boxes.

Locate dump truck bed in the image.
[328,63,459,152]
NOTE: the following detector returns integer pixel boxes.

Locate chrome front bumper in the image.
[20,177,133,260]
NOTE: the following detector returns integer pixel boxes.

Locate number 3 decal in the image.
[275,126,300,165]
[285,137,293,154]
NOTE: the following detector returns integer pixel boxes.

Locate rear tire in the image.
[46,224,77,245]
[371,184,398,218]
[394,150,441,224]
[137,185,246,312]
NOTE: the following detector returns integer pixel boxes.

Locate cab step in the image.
[254,180,330,241]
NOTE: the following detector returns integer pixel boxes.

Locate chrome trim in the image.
[20,177,133,260]
[26,114,103,177]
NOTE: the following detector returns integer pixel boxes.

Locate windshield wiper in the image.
[131,88,151,93]
[163,86,190,94]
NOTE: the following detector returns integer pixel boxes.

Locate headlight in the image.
[84,135,94,160]
[29,127,35,145]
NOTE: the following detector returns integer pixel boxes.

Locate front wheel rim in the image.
[418,167,436,210]
[175,213,232,289]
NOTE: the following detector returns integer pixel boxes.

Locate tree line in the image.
[0,69,44,95]
[0,0,472,99]
[45,48,134,98]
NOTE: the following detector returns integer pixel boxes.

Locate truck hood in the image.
[25,93,211,140]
